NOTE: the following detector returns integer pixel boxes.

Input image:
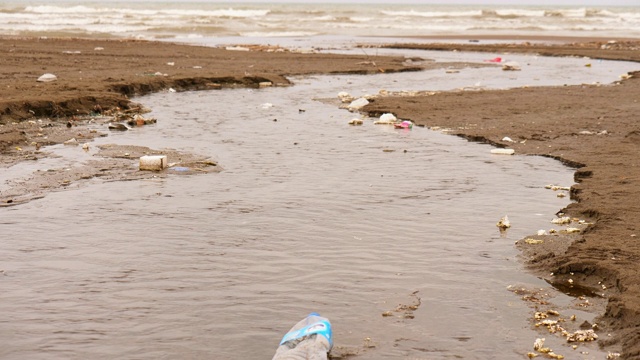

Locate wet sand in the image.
[1,36,640,358]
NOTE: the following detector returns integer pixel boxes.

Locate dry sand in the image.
[1,36,639,358]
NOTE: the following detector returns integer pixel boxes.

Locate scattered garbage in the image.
[272,312,332,360]
[167,62,175,66]
[261,103,274,109]
[338,91,353,103]
[347,97,369,112]
[37,73,57,82]
[259,82,273,88]
[394,120,413,129]
[502,136,515,142]
[126,114,157,126]
[502,62,521,71]
[82,143,90,151]
[566,329,598,343]
[490,148,515,155]
[94,47,104,51]
[139,155,167,171]
[169,166,190,172]
[485,57,502,63]
[374,113,397,125]
[496,215,511,230]
[551,216,572,225]
[348,119,363,126]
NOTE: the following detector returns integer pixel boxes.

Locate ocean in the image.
[0,1,639,41]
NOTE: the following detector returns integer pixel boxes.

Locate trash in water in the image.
[272,312,332,360]
[348,119,363,125]
[491,148,515,155]
[37,73,57,82]
[485,57,502,63]
[126,114,157,126]
[139,155,167,171]
[374,113,397,125]
[394,120,413,129]
[496,215,511,230]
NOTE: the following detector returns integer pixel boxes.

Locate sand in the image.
[1,36,639,358]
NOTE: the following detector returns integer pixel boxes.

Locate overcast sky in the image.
[229,0,637,5]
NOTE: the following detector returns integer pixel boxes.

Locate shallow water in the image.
[0,57,616,359]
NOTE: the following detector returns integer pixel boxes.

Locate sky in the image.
[230,0,637,5]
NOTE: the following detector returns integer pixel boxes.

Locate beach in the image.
[1,34,639,358]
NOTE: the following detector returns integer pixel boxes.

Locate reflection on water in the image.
[0,58,612,359]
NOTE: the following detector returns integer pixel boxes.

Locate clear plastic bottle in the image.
[272,312,333,360]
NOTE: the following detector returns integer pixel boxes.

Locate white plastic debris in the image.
[338,91,353,103]
[261,103,274,109]
[37,73,57,82]
[348,119,363,125]
[347,97,369,112]
[502,136,515,142]
[259,82,273,88]
[491,148,515,155]
[379,113,397,123]
[139,155,167,171]
[94,47,104,51]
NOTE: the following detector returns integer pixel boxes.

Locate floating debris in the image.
[348,119,363,126]
[497,215,511,230]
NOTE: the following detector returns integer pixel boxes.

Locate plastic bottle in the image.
[272,312,333,360]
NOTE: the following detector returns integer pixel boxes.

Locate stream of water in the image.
[2,50,631,359]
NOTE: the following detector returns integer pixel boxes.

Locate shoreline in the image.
[2,35,640,358]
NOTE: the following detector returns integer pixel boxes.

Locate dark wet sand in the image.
[1,36,640,358]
